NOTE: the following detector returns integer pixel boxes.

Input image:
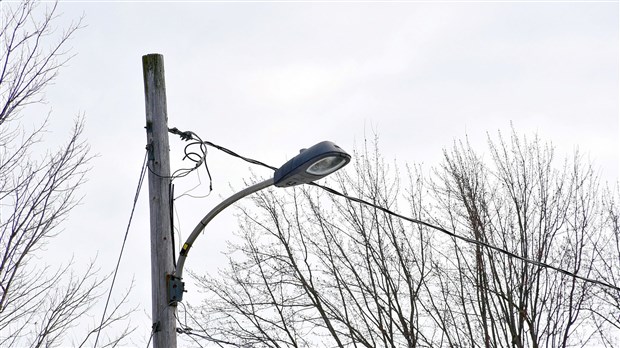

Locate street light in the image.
[168,141,350,304]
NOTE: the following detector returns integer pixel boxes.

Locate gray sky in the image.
[19,1,619,346]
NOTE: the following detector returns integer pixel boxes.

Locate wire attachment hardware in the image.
[169,127,195,141]
[152,321,160,333]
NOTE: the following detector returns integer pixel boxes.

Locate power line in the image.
[148,128,214,188]
[201,139,277,171]
[175,302,227,347]
[188,137,620,293]
[166,128,620,292]
[308,182,620,293]
[168,127,213,187]
[174,302,206,348]
[168,127,276,171]
[146,323,156,348]
[93,151,148,348]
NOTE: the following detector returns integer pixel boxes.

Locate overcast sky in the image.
[12,1,619,346]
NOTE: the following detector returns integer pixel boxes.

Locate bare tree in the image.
[188,137,435,347]
[0,1,133,346]
[187,132,618,347]
[589,186,620,347]
[425,131,608,348]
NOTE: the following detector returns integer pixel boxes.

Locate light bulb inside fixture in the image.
[306,156,348,176]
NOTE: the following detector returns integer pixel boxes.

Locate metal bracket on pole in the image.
[167,274,185,305]
[145,143,155,161]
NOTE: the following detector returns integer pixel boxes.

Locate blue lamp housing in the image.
[274,141,351,188]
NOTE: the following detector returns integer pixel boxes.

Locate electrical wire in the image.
[169,127,276,171]
[94,151,148,348]
[308,181,620,293]
[172,197,183,262]
[175,302,227,347]
[147,128,214,190]
[166,127,620,293]
[168,127,214,190]
[174,167,213,200]
[171,184,177,268]
[201,140,277,171]
[182,136,620,293]
[145,323,156,348]
[174,302,207,348]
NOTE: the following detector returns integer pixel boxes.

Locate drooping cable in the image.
[168,127,214,190]
[145,323,156,348]
[201,139,277,171]
[164,129,620,292]
[175,302,227,347]
[174,305,206,348]
[170,184,176,268]
[93,151,148,348]
[174,169,213,200]
[309,181,620,293]
[147,128,214,189]
[169,127,276,171]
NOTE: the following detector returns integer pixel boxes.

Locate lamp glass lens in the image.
[306,156,347,176]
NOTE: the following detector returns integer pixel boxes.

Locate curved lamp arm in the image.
[167,141,350,304]
[173,178,274,280]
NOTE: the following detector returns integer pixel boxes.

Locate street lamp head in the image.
[274,141,351,188]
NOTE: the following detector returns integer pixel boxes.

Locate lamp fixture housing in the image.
[274,141,350,187]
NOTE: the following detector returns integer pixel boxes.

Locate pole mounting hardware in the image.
[167,274,185,305]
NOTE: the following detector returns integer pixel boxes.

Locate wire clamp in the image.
[169,127,194,141]
[152,321,160,333]
[145,143,155,161]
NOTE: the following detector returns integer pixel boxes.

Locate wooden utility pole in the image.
[142,54,177,348]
